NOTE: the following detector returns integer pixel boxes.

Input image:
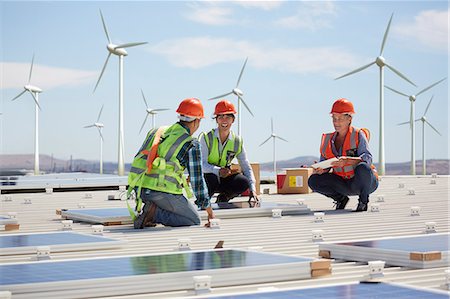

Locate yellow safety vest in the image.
[202,129,242,167]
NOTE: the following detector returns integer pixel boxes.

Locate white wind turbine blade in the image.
[139,113,150,134]
[397,121,410,126]
[238,96,254,117]
[384,63,416,86]
[423,95,433,117]
[425,120,441,136]
[141,89,149,108]
[96,105,104,122]
[99,9,111,44]
[84,124,95,128]
[385,85,409,98]
[28,54,35,84]
[416,78,447,97]
[335,61,376,80]
[236,57,248,88]
[259,136,272,147]
[271,118,274,134]
[97,127,104,141]
[151,108,170,112]
[11,90,27,101]
[208,91,233,101]
[93,52,111,93]
[275,135,288,142]
[28,91,41,110]
[379,13,393,55]
[115,42,148,49]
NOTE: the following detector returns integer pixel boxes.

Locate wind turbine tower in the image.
[93,9,147,176]
[335,13,416,175]
[84,105,105,174]
[208,57,254,136]
[11,54,43,175]
[385,78,446,175]
[259,118,288,183]
[139,89,169,134]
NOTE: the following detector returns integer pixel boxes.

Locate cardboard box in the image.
[277,168,313,194]
[230,163,260,195]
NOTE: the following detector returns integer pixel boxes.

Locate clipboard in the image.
[311,157,339,169]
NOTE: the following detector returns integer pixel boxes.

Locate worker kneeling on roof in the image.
[128,98,215,228]
[199,99,258,203]
[308,98,378,212]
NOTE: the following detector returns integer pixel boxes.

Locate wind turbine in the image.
[385,77,446,175]
[11,54,43,175]
[335,13,416,176]
[93,9,147,176]
[139,89,169,134]
[84,105,105,174]
[208,57,253,136]
[259,118,288,183]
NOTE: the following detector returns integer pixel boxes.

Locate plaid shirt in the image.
[177,123,211,209]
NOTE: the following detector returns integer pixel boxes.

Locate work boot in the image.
[353,202,368,212]
[333,196,350,210]
[134,203,157,229]
[216,193,232,203]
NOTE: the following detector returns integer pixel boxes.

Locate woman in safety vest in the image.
[199,100,259,203]
[308,98,378,212]
[129,98,215,228]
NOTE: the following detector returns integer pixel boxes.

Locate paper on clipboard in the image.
[311,157,339,169]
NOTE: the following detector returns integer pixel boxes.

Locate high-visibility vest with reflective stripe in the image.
[128,123,192,194]
[320,126,377,180]
[202,129,242,167]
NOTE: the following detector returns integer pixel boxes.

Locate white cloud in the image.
[148,36,359,76]
[394,9,449,52]
[184,2,235,25]
[0,62,97,90]
[234,0,283,11]
[274,1,337,30]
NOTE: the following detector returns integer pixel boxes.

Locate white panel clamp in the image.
[83,192,93,199]
[272,209,282,218]
[376,195,385,202]
[119,185,127,192]
[408,188,415,195]
[398,183,405,188]
[312,229,324,242]
[368,260,385,279]
[370,203,380,212]
[209,218,221,229]
[263,188,270,194]
[193,275,211,295]
[410,206,421,216]
[77,203,86,209]
[91,225,104,235]
[23,198,32,204]
[177,238,192,251]
[431,173,437,178]
[36,246,51,260]
[61,220,73,231]
[1,195,12,202]
[7,212,17,219]
[314,212,324,222]
[296,199,305,206]
[430,179,436,185]
[425,221,436,233]
[45,187,53,194]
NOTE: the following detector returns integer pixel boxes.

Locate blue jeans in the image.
[308,163,378,204]
[140,188,201,227]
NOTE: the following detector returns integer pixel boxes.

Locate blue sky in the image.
[0,1,448,166]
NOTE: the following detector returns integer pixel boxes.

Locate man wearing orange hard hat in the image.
[128,98,215,228]
[308,98,378,212]
[199,99,258,203]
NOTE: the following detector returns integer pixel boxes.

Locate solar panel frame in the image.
[0,231,124,256]
[319,233,449,268]
[60,202,310,225]
[0,249,319,299]
[0,216,18,225]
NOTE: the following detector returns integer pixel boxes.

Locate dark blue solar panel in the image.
[0,250,310,286]
[211,202,294,209]
[206,282,448,298]
[68,208,128,217]
[0,216,10,220]
[339,234,449,252]
[0,232,116,248]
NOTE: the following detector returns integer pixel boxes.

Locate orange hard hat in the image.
[176,98,204,119]
[330,98,355,114]
[214,100,237,116]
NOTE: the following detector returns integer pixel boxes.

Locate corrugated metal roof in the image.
[1,175,449,298]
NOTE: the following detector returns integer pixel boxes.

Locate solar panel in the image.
[201,282,449,298]
[0,249,326,298]
[0,232,124,255]
[319,233,449,268]
[61,201,310,225]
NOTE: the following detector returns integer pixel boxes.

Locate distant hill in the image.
[0,154,449,175]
